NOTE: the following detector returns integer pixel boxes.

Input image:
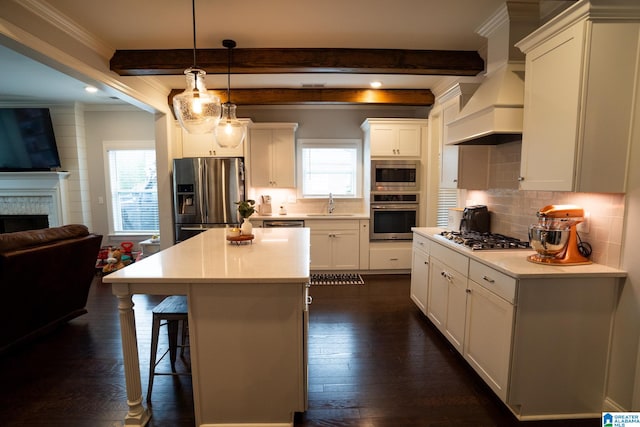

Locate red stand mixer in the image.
[527,204,592,265]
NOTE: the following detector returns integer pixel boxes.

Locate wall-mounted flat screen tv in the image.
[0,108,62,172]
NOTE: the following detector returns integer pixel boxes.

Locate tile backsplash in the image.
[461,141,625,268]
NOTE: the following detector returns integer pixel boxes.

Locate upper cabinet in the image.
[430,84,489,190]
[361,119,427,158]
[516,1,640,192]
[178,119,251,158]
[248,123,298,188]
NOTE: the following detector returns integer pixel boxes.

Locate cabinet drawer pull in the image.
[390,258,399,261]
[482,275,495,283]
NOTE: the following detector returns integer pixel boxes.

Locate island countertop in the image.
[102,227,310,284]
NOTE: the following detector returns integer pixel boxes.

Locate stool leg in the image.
[147,315,161,402]
[167,319,179,373]
[180,319,188,357]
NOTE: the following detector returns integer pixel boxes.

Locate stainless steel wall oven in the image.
[370,193,419,240]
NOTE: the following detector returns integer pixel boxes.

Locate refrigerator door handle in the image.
[199,160,208,222]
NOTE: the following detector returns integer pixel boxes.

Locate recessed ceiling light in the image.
[84,85,98,93]
[370,81,382,88]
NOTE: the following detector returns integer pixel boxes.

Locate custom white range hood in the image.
[447,1,539,145]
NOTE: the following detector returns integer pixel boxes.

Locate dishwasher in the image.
[263,220,305,228]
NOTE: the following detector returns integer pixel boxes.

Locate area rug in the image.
[310,273,364,285]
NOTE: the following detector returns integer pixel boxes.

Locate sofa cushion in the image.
[0,224,90,254]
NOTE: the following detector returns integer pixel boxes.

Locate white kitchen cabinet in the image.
[427,244,469,353]
[308,219,359,270]
[464,261,516,402]
[369,241,412,270]
[358,220,370,270]
[516,2,640,192]
[361,119,427,157]
[410,233,430,314]
[413,229,623,420]
[433,85,489,190]
[248,123,298,188]
[178,121,249,158]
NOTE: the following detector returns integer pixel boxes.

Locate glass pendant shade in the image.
[173,68,221,134]
[214,103,246,148]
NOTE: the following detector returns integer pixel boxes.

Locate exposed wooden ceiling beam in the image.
[168,88,434,107]
[111,48,484,76]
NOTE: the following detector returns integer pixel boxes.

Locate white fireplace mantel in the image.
[0,171,71,227]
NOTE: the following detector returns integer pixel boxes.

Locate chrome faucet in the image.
[328,193,335,214]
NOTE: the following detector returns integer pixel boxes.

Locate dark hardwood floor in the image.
[0,274,600,427]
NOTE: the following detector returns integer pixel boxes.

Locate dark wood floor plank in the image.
[0,274,600,427]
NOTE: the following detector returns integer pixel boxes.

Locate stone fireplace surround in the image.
[0,172,70,229]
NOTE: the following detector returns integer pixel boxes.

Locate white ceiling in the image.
[0,0,523,107]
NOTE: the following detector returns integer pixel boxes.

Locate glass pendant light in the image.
[173,0,221,134]
[214,39,247,148]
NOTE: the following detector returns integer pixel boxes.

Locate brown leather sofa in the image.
[0,224,102,354]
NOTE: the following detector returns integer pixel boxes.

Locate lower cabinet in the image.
[464,278,514,402]
[369,241,412,270]
[411,231,620,420]
[308,220,360,270]
[409,234,430,314]
[427,256,467,353]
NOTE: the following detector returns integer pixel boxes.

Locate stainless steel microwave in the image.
[371,160,419,191]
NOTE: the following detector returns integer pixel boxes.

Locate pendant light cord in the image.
[191,0,197,68]
[226,46,231,105]
[222,39,237,116]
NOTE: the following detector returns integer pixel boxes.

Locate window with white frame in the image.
[103,141,159,234]
[298,139,362,198]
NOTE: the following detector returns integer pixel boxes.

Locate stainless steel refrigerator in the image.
[172,157,245,242]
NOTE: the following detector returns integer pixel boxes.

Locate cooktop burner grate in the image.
[439,231,530,250]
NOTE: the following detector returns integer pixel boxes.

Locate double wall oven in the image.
[370,160,419,241]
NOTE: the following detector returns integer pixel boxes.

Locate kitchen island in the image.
[411,227,626,420]
[102,227,311,427]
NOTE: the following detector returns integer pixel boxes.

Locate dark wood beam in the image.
[168,88,434,108]
[111,48,483,76]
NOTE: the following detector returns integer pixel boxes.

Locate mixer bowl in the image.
[528,225,570,257]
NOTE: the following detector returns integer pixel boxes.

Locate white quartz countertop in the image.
[251,213,369,220]
[102,228,310,284]
[413,227,626,279]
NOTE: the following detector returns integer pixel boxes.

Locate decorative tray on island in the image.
[226,234,254,244]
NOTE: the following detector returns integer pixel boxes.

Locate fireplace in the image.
[0,215,49,233]
[0,171,69,228]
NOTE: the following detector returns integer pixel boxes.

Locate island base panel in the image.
[189,282,306,426]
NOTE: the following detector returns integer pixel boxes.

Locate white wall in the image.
[238,106,428,138]
[84,109,156,243]
[606,64,640,411]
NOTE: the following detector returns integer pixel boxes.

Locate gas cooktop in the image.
[438,230,531,251]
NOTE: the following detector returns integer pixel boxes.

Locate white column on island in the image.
[114,289,151,427]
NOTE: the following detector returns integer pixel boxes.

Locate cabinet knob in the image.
[453,179,458,183]
[466,289,471,294]
[518,176,525,181]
